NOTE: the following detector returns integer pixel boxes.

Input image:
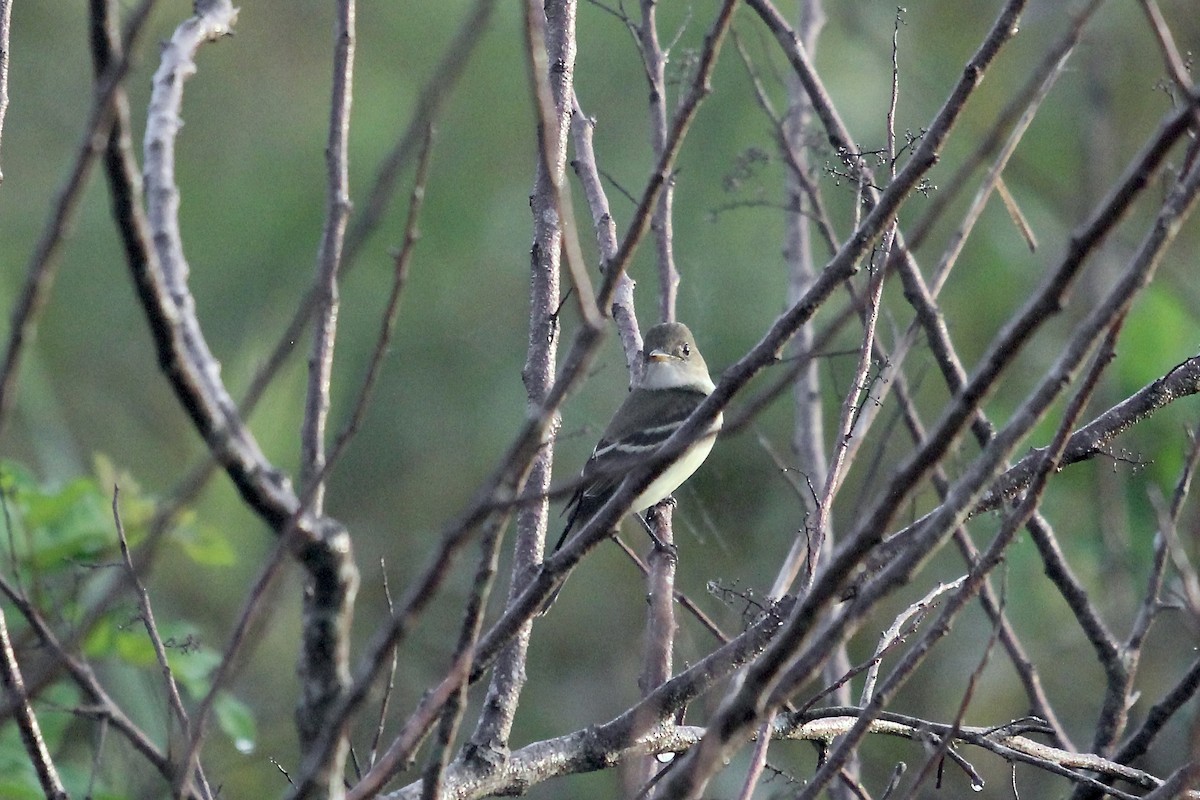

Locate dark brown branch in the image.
[791,143,1200,800]
[651,3,1195,793]
[890,377,1074,748]
[851,88,1200,592]
[1112,655,1200,768]
[796,316,1121,800]
[976,353,1200,514]
[1073,428,1200,799]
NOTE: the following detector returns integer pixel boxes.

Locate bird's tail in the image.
[536,518,575,615]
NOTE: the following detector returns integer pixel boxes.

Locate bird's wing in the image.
[553,386,709,551]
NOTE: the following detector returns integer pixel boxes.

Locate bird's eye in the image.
[681,342,691,357]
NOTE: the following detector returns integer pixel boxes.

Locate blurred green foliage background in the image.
[1,0,1198,796]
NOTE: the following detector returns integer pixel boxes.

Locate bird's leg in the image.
[637,498,679,559]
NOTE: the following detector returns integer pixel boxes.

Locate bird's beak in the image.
[647,349,673,363]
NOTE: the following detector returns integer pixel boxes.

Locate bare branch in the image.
[380,706,1195,800]
[465,0,576,771]
[0,574,182,793]
[637,0,679,322]
[569,94,641,364]
[420,523,505,800]
[797,313,1121,800]
[325,126,434,479]
[0,608,67,800]
[0,0,10,182]
[653,8,1200,793]
[300,0,357,512]
[594,0,740,313]
[112,486,210,799]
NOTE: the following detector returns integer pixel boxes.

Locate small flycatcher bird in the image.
[542,322,722,610]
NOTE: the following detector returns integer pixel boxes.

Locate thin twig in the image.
[420,522,505,800]
[177,528,296,797]
[0,608,67,800]
[0,574,183,792]
[570,95,641,365]
[638,0,679,322]
[898,591,1004,799]
[1138,0,1200,135]
[112,486,209,799]
[794,314,1122,800]
[208,0,496,471]
[1157,431,1200,617]
[610,533,728,641]
[0,0,11,182]
[594,0,741,314]
[324,125,433,481]
[368,561,399,768]
[926,14,1084,297]
[464,0,574,771]
[656,11,1199,792]
[858,577,966,706]
[903,0,1107,253]
[300,0,357,512]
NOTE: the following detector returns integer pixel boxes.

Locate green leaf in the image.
[85,618,214,687]
[175,519,236,566]
[214,692,257,754]
[167,640,221,699]
[20,477,114,570]
[0,460,39,497]
[1120,287,1192,389]
[94,453,156,544]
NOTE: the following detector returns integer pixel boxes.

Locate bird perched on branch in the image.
[541,321,722,612]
